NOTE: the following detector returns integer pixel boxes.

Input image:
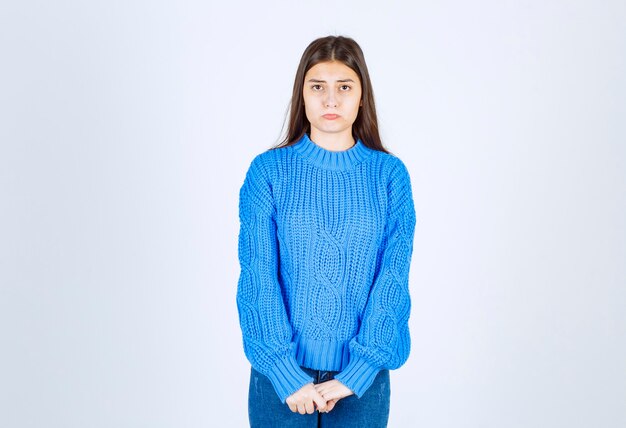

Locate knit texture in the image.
[236,132,416,403]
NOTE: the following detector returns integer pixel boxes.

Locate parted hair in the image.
[273,35,389,154]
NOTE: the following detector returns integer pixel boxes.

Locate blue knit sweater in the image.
[236,132,416,403]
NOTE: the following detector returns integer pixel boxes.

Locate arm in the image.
[334,158,417,398]
[236,155,314,403]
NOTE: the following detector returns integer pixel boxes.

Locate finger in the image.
[313,394,327,412]
[321,398,337,413]
[327,383,352,400]
[297,403,306,415]
[326,398,338,412]
[315,384,328,394]
[316,381,341,397]
[304,401,315,414]
[316,385,335,398]
[319,388,340,401]
[287,401,297,413]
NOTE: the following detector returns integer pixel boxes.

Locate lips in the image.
[322,114,339,120]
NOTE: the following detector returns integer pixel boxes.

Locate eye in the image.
[311,84,323,91]
[340,85,351,91]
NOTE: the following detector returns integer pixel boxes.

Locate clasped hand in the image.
[285,380,353,414]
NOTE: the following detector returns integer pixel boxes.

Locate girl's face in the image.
[302,61,362,142]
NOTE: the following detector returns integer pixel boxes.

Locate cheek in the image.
[302,100,318,123]
[303,101,315,115]
[303,94,318,109]
[349,97,361,115]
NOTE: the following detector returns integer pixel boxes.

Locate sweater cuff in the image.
[334,356,380,398]
[266,355,315,404]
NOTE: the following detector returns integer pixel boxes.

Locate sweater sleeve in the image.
[334,158,417,398]
[236,154,315,403]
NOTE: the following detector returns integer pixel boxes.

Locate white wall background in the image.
[1,1,624,427]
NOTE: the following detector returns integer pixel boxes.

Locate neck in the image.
[309,129,355,151]
[291,132,372,171]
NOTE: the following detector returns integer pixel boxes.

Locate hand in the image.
[314,379,354,412]
[322,398,339,413]
[285,383,328,414]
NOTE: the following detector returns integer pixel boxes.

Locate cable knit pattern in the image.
[236,132,416,403]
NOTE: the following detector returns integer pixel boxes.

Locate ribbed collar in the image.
[291,133,372,171]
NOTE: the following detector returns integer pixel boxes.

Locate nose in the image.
[324,89,338,108]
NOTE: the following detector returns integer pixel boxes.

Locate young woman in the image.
[236,35,416,427]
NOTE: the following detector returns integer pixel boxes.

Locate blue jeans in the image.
[248,365,390,427]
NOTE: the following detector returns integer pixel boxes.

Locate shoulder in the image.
[239,150,282,213]
[248,144,289,170]
[244,148,277,179]
[241,146,292,195]
[369,150,412,185]
[373,152,415,217]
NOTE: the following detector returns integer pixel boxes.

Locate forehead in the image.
[304,61,360,81]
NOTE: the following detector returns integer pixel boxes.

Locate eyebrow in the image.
[307,78,355,83]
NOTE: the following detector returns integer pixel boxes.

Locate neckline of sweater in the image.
[291,132,373,171]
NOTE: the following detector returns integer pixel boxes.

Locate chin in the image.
[315,123,349,133]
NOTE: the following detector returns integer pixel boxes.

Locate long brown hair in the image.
[272,35,390,154]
